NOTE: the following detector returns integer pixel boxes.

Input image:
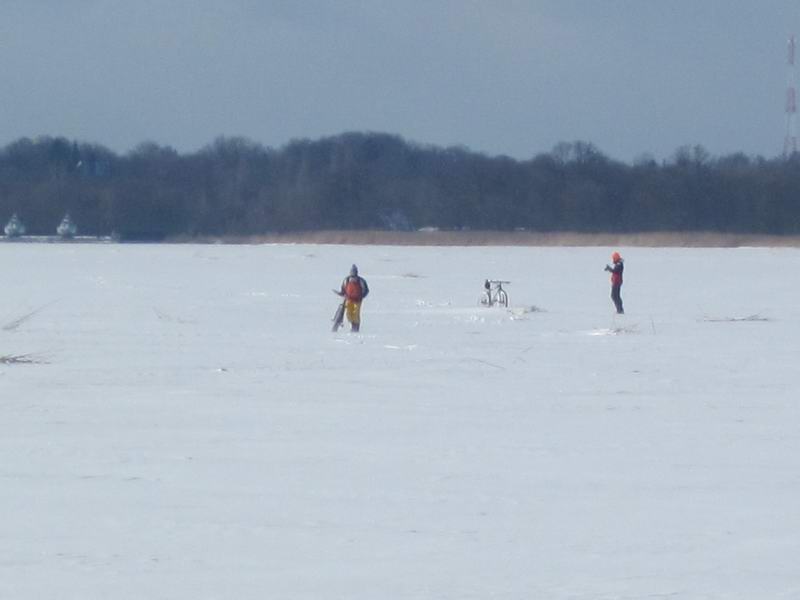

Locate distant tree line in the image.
[0,133,798,239]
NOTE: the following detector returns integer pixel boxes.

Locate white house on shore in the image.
[57,213,78,239]
[4,213,26,237]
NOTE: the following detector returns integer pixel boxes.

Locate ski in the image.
[331,290,345,332]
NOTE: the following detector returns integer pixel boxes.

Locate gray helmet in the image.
[350,264,358,275]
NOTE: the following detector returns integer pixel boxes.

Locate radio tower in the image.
[784,35,797,157]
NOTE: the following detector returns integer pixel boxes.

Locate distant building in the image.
[57,213,78,239]
[4,213,26,237]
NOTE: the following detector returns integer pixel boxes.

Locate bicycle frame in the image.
[483,280,509,307]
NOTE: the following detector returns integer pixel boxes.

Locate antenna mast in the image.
[785,35,797,157]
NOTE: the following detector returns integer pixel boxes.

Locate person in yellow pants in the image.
[337,264,370,332]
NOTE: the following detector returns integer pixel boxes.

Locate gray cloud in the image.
[0,0,797,161]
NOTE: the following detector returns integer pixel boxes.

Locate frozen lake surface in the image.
[1,243,799,599]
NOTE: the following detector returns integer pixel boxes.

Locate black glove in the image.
[604,265,611,272]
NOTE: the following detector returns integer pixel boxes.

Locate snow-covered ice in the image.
[1,243,798,599]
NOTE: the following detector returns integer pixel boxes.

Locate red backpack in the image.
[344,277,363,301]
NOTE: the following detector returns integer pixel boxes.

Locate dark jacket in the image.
[606,260,623,286]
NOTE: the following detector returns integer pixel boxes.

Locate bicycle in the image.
[481,279,509,307]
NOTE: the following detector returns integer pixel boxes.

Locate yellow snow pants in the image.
[345,300,362,325]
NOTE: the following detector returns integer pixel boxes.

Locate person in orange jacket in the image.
[337,264,370,332]
[604,251,624,314]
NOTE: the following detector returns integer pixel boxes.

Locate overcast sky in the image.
[1,0,798,162]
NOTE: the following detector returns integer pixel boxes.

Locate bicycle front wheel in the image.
[498,289,508,307]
